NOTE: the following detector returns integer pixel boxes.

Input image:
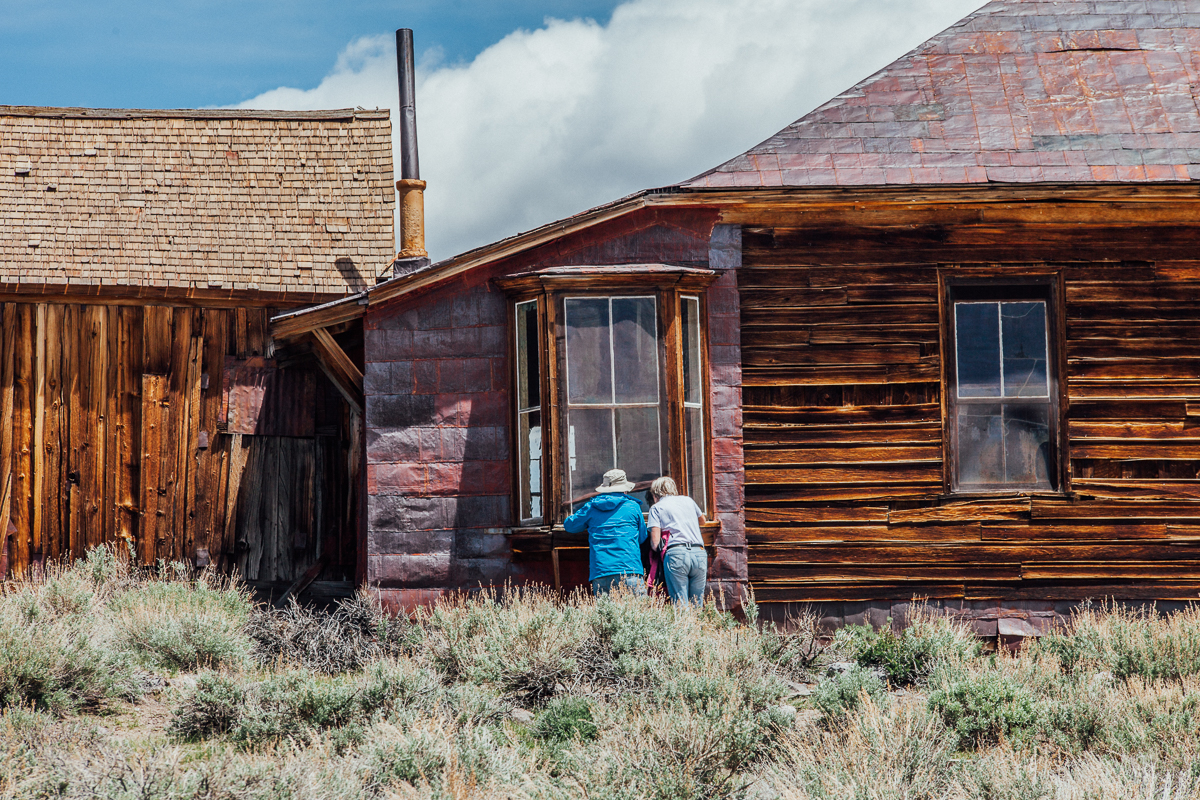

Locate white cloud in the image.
[239,0,989,261]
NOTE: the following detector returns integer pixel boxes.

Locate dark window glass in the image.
[682,296,706,513]
[952,296,1053,492]
[1002,302,1048,397]
[955,302,1001,397]
[565,298,612,404]
[564,296,663,512]
[515,301,542,522]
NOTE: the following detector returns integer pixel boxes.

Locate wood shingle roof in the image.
[683,0,1200,188]
[0,107,395,297]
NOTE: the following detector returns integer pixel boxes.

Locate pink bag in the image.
[646,531,671,594]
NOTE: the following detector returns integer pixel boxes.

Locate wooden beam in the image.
[309,329,364,415]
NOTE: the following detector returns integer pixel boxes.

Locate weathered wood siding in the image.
[740,222,1200,609]
[0,301,359,583]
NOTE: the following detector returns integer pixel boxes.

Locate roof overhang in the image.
[271,180,1200,340]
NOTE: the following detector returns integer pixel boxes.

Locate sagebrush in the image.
[4,546,1200,800]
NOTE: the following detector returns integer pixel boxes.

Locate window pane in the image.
[1001,301,1048,398]
[956,404,1004,487]
[612,297,658,403]
[1003,404,1051,487]
[955,302,1001,398]
[955,403,1052,489]
[682,297,702,405]
[565,298,612,404]
[615,405,661,482]
[518,409,542,522]
[685,406,706,515]
[516,301,540,412]
[566,408,614,508]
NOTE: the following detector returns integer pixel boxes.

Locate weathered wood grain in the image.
[888,500,1031,524]
[747,524,982,544]
[747,445,941,465]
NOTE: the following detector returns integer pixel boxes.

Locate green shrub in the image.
[1036,602,1200,682]
[0,587,142,714]
[928,670,1042,749]
[110,576,252,671]
[168,672,243,739]
[837,612,981,686]
[535,697,598,742]
[364,723,449,790]
[169,660,445,746]
[813,666,886,722]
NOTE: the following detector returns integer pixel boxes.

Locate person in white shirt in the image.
[647,476,708,607]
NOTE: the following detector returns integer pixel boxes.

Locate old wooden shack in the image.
[0,107,394,594]
[283,0,1200,633]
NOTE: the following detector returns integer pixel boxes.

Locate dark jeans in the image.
[591,574,648,597]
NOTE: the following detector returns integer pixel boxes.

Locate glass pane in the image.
[956,403,1052,489]
[566,408,614,509]
[955,404,1004,487]
[614,406,661,510]
[565,298,612,404]
[1001,301,1048,398]
[682,297,702,405]
[518,409,542,522]
[685,406,706,515]
[1003,404,1051,487]
[612,297,658,403]
[955,302,1001,398]
[516,301,540,412]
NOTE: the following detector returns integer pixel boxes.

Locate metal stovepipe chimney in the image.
[394,28,429,275]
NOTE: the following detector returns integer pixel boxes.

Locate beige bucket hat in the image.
[596,468,637,493]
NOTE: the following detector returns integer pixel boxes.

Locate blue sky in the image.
[0,0,622,108]
[2,0,988,259]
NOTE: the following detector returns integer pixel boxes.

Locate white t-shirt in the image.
[647,495,704,547]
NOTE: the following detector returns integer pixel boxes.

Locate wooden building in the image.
[284,0,1200,633]
[0,107,394,594]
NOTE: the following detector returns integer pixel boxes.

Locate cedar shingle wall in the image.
[0,109,395,294]
[739,221,1200,615]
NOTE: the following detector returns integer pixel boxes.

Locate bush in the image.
[169,660,444,746]
[534,697,598,743]
[110,574,252,671]
[813,666,886,722]
[837,610,981,687]
[167,672,243,739]
[246,593,414,674]
[1036,602,1200,681]
[760,699,957,800]
[0,561,144,714]
[928,669,1042,749]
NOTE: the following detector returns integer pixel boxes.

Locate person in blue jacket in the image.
[563,468,648,596]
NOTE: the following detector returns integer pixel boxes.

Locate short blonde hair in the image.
[651,476,678,499]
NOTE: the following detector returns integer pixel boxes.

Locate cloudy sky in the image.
[2,0,988,261]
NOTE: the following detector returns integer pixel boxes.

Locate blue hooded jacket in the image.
[563,493,648,581]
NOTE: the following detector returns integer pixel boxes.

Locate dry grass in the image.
[3,547,1200,800]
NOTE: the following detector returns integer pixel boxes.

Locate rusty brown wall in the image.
[0,300,357,586]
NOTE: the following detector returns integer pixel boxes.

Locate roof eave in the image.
[270,180,1200,339]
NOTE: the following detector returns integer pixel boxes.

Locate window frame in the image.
[499,269,717,527]
[939,271,1068,496]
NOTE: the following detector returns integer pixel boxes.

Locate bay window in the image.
[500,266,716,527]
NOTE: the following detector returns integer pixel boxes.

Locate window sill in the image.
[937,491,1074,502]
[507,520,722,551]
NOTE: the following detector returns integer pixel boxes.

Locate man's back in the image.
[564,493,647,581]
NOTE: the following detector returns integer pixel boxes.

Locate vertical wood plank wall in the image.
[739,222,1200,609]
[0,301,356,584]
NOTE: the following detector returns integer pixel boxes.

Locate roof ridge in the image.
[0,106,389,121]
